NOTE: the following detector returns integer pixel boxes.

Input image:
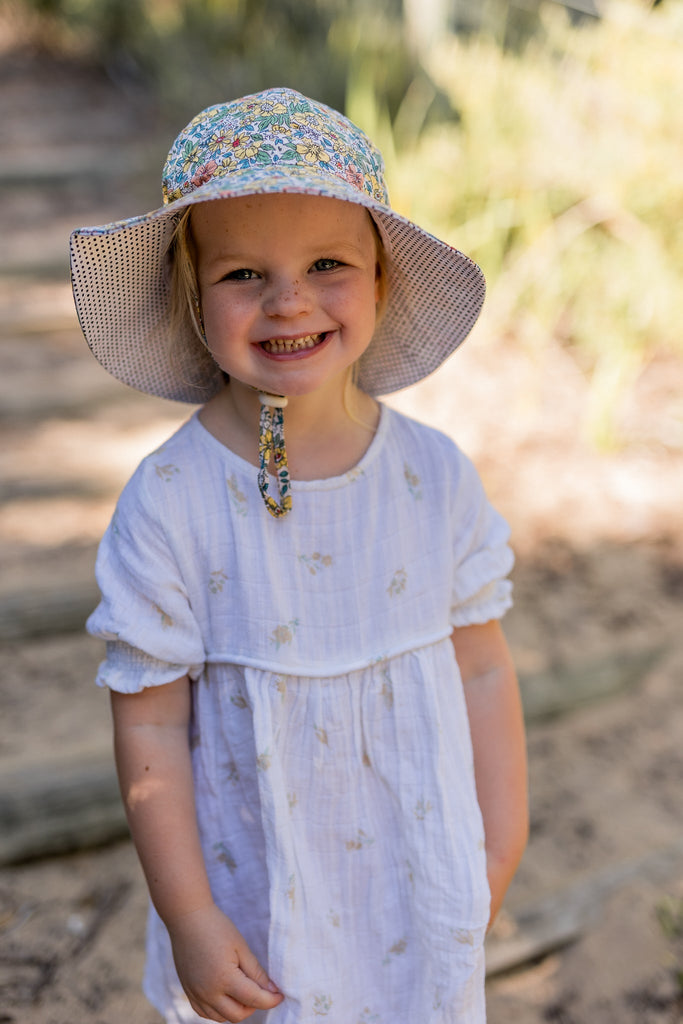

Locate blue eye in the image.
[313,258,341,272]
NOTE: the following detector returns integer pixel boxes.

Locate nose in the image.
[262,274,314,319]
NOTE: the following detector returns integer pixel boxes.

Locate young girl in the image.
[71,87,528,1024]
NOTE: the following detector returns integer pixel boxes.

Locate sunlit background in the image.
[1,2,682,1021]
[4,0,682,444]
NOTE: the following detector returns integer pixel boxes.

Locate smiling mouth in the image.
[260,333,326,354]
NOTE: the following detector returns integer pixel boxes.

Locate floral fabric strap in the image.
[257,393,292,519]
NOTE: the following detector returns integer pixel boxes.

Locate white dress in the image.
[88,404,514,1024]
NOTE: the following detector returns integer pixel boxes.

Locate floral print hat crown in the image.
[162,90,389,208]
[70,87,486,405]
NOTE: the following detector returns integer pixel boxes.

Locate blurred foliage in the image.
[382,1,683,447]
[655,895,683,996]
[6,0,420,118]
[5,0,682,446]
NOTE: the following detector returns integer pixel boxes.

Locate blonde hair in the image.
[166,208,221,391]
[168,208,203,342]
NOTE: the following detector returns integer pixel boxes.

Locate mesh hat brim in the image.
[70,167,485,403]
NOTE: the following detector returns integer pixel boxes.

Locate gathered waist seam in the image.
[202,629,453,679]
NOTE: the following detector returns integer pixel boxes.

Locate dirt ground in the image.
[1,50,682,1024]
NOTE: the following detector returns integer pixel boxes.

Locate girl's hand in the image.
[110,682,279,1019]
[168,903,283,1022]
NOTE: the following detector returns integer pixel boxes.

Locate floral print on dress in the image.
[387,568,407,597]
[345,829,374,851]
[406,860,415,889]
[358,1009,381,1023]
[298,552,333,575]
[214,842,237,874]
[451,927,475,947]
[380,669,394,710]
[382,938,407,965]
[414,797,433,821]
[256,748,271,772]
[208,569,228,593]
[273,676,287,702]
[312,994,333,1016]
[254,745,270,770]
[404,463,422,500]
[314,725,329,745]
[226,474,248,516]
[328,908,340,928]
[154,462,180,482]
[152,603,173,630]
[270,619,299,648]
[286,873,296,908]
[344,466,366,484]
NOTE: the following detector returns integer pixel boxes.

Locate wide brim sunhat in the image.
[70,87,486,403]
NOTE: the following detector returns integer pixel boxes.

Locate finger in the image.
[184,981,255,1023]
[187,991,248,1024]
[209,992,270,1023]
[191,994,257,1024]
[188,994,246,1023]
[224,968,283,1011]
[238,946,281,995]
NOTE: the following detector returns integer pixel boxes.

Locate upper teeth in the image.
[263,334,321,353]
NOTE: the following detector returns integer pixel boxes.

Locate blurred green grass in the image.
[388,3,683,447]
[7,0,682,446]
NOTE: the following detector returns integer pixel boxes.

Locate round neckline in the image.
[190,401,390,491]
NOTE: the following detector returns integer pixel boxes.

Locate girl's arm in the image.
[451,621,529,929]
[111,677,283,1022]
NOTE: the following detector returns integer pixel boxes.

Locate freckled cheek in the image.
[202,296,257,340]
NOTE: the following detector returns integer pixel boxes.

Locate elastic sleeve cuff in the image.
[95,640,203,693]
[449,579,513,628]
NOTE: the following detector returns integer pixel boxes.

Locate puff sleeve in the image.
[87,467,206,692]
[449,451,514,628]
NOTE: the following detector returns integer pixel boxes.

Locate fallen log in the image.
[0,636,668,867]
[0,573,664,703]
[485,836,683,977]
[518,646,663,722]
[0,750,126,866]
[0,479,109,504]
[2,744,681,982]
[0,642,663,866]
[0,581,100,641]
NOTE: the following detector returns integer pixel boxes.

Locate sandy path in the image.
[1,51,682,1024]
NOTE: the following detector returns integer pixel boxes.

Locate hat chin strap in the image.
[257,392,292,518]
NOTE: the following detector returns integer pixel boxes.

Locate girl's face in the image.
[192,194,382,400]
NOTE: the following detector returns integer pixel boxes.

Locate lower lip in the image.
[258,333,330,361]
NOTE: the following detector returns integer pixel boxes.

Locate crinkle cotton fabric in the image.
[88,404,514,1024]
